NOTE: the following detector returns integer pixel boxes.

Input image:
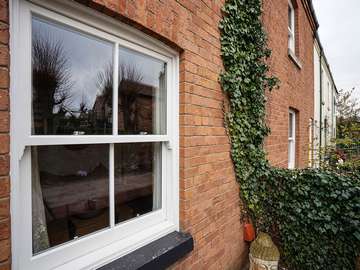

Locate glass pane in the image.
[289,112,293,138]
[288,5,292,29]
[288,140,295,169]
[118,47,166,135]
[114,143,161,224]
[32,144,109,254]
[32,17,113,135]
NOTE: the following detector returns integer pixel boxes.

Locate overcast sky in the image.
[313,0,360,99]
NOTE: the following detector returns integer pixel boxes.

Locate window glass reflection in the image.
[32,144,109,254]
[32,17,113,135]
[114,143,161,224]
[118,47,166,135]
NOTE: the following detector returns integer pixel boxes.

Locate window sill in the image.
[98,231,194,270]
[288,49,302,69]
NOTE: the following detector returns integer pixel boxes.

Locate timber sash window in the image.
[288,0,296,53]
[11,1,179,269]
[288,110,296,169]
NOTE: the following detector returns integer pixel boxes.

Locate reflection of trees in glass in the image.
[119,65,144,133]
[32,32,159,136]
[95,64,145,134]
[32,33,113,135]
[32,34,73,134]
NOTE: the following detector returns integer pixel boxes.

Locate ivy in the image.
[266,169,360,269]
[219,0,360,269]
[219,0,277,223]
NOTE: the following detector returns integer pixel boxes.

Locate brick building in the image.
[0,0,330,269]
[263,0,318,168]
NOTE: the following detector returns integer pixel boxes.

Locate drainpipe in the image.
[319,51,323,149]
[315,31,324,152]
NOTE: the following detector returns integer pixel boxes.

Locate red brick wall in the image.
[263,0,314,168]
[3,0,249,269]
[0,0,9,269]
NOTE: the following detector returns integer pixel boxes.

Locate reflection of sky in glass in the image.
[119,46,165,87]
[32,17,113,110]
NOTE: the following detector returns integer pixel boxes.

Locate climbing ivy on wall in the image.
[219,1,360,269]
[219,0,278,222]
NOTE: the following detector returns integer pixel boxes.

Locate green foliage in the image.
[262,169,360,270]
[219,0,277,219]
[336,87,360,139]
[219,0,360,269]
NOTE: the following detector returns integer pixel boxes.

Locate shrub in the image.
[257,168,360,270]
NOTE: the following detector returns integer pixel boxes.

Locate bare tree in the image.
[32,33,73,133]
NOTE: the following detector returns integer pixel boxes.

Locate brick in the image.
[0,219,9,240]
[0,111,8,132]
[0,68,7,88]
[0,262,10,270]
[0,176,8,197]
[0,23,8,45]
[0,90,8,110]
[0,45,7,67]
[0,238,9,262]
[0,135,8,154]
[0,1,7,23]
[0,197,9,220]
[0,155,8,176]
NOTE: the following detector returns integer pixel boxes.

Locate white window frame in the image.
[288,110,296,169]
[10,0,179,269]
[308,118,314,167]
[288,0,295,53]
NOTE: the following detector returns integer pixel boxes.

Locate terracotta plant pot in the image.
[244,222,256,242]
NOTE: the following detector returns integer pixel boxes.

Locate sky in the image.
[313,0,360,100]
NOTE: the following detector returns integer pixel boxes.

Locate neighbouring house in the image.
[0,0,335,269]
[313,36,338,165]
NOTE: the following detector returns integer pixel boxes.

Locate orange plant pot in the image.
[244,222,255,242]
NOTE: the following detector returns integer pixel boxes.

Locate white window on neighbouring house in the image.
[288,0,295,53]
[309,118,314,167]
[288,110,296,169]
[10,1,179,269]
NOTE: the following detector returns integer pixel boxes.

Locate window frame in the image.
[10,0,180,269]
[309,118,314,167]
[288,0,295,53]
[288,110,296,169]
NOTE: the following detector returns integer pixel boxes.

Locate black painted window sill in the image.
[98,231,194,270]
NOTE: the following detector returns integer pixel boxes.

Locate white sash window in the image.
[10,1,179,269]
[288,0,296,53]
[288,110,296,169]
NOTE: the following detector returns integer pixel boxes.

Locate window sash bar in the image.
[109,143,115,227]
[25,135,170,146]
[113,43,119,136]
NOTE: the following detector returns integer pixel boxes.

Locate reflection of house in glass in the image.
[90,94,113,132]
[91,78,162,135]
[118,79,155,134]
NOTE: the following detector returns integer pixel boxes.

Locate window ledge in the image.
[98,231,194,270]
[288,49,302,69]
